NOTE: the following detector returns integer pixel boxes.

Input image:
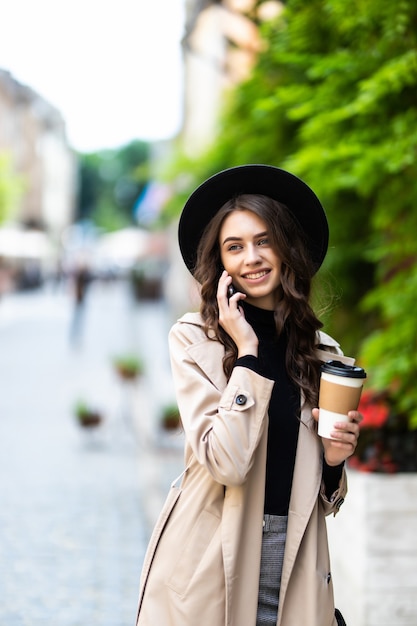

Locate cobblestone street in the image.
[0,280,180,626]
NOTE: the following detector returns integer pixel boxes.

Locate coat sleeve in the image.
[316,332,351,516]
[168,322,274,487]
[320,466,348,517]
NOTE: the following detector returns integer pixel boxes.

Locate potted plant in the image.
[112,353,144,381]
[160,403,181,431]
[74,400,103,428]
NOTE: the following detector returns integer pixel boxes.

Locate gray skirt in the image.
[256,514,288,626]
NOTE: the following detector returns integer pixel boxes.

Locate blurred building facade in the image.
[0,69,76,239]
[181,0,282,155]
[166,0,283,317]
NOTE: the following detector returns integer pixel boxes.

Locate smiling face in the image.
[219,208,282,310]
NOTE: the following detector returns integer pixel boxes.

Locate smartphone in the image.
[227,284,237,299]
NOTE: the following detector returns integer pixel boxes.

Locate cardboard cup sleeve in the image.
[319,378,363,414]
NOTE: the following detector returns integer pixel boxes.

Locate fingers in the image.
[320,410,364,466]
[331,411,363,445]
[216,271,241,328]
[327,417,361,453]
[216,271,257,355]
[216,270,230,303]
[348,410,363,425]
[315,409,363,439]
[217,270,245,311]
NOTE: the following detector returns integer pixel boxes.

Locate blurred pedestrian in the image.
[135,165,361,626]
[69,258,92,345]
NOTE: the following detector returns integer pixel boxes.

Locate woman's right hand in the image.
[217,271,259,358]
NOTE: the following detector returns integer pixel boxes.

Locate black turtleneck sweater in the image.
[234,301,342,515]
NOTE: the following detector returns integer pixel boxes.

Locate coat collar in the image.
[177,311,354,368]
[177,312,227,390]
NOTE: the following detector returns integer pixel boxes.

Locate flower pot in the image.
[115,366,140,381]
[77,411,102,428]
[112,355,144,382]
[161,406,181,431]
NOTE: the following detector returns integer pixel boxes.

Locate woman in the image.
[135,165,360,626]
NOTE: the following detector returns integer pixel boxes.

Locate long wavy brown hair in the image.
[193,193,324,408]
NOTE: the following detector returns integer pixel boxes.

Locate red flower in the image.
[358,391,390,428]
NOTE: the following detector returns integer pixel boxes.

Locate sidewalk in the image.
[0,279,183,626]
[127,291,185,531]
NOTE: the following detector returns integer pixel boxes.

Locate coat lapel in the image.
[178,313,227,391]
[278,404,322,610]
[278,342,353,615]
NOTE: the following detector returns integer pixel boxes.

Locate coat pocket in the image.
[167,508,221,597]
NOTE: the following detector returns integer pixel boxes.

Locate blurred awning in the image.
[93,227,151,268]
[0,227,54,259]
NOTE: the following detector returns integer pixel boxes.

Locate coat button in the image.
[235,394,247,406]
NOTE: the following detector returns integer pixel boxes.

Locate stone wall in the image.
[327,470,417,626]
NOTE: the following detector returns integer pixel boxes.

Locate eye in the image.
[227,243,242,251]
[257,237,269,246]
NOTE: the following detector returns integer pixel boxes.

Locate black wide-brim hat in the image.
[178,164,329,276]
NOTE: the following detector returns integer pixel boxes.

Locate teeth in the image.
[245,271,268,279]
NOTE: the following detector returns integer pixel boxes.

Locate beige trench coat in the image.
[136,313,353,626]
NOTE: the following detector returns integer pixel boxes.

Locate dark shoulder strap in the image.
[335,608,347,626]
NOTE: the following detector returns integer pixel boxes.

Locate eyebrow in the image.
[222,231,268,246]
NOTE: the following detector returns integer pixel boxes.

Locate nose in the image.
[244,243,262,265]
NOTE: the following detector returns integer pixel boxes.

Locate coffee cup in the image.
[318,360,366,439]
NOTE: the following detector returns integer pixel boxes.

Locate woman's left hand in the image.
[312,408,363,466]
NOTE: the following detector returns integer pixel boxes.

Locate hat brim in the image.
[178,164,328,276]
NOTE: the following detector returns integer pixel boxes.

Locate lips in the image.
[242,269,270,280]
